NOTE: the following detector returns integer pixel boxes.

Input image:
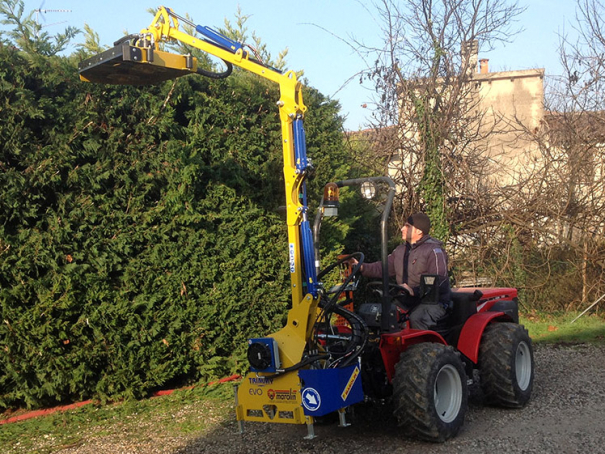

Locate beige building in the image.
[473,59,545,185]
[385,50,546,194]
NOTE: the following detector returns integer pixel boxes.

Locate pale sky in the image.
[8,1,582,130]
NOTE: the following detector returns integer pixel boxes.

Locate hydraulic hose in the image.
[329,303,368,367]
[113,34,140,46]
[196,61,233,79]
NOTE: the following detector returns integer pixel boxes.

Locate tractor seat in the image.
[433,290,482,345]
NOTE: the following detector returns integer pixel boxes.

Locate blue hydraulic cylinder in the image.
[293,116,317,296]
[293,116,309,173]
[301,218,318,297]
[194,25,243,53]
[165,8,243,53]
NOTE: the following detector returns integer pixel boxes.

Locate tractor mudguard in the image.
[379,330,447,382]
[456,311,512,364]
[478,298,520,323]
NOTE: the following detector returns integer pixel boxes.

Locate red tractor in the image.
[295,176,535,441]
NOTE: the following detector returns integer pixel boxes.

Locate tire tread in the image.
[392,343,467,442]
[479,322,533,408]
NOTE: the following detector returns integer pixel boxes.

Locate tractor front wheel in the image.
[392,343,468,442]
[479,322,534,408]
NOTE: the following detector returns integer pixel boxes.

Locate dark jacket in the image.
[361,235,450,305]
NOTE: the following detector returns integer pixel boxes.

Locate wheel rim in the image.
[434,364,463,423]
[515,341,532,391]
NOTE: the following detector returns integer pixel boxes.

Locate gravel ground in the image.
[56,343,605,454]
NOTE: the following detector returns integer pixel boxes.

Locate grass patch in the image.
[0,382,235,453]
[521,311,605,344]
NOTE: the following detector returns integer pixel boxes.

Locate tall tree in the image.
[358,0,525,241]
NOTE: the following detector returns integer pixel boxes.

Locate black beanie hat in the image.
[407,212,431,235]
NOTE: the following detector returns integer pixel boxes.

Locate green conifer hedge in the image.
[0,44,355,409]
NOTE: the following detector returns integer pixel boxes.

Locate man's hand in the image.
[402,283,414,296]
[347,257,362,272]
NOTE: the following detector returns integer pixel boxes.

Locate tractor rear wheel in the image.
[392,343,468,442]
[479,322,534,408]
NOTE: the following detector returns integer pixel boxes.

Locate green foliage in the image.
[412,95,449,242]
[0,32,355,409]
[419,143,448,242]
[72,23,106,60]
[507,227,527,303]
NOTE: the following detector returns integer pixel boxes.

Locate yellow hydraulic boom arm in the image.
[79,6,331,433]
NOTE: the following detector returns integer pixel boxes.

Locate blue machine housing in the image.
[298,364,364,417]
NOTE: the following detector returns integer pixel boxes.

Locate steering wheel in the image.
[366,281,410,297]
[366,281,412,322]
[317,253,364,308]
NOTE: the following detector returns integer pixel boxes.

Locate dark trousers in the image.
[408,303,447,330]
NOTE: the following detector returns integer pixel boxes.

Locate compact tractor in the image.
[79,6,534,442]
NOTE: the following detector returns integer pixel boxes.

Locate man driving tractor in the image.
[351,212,450,330]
